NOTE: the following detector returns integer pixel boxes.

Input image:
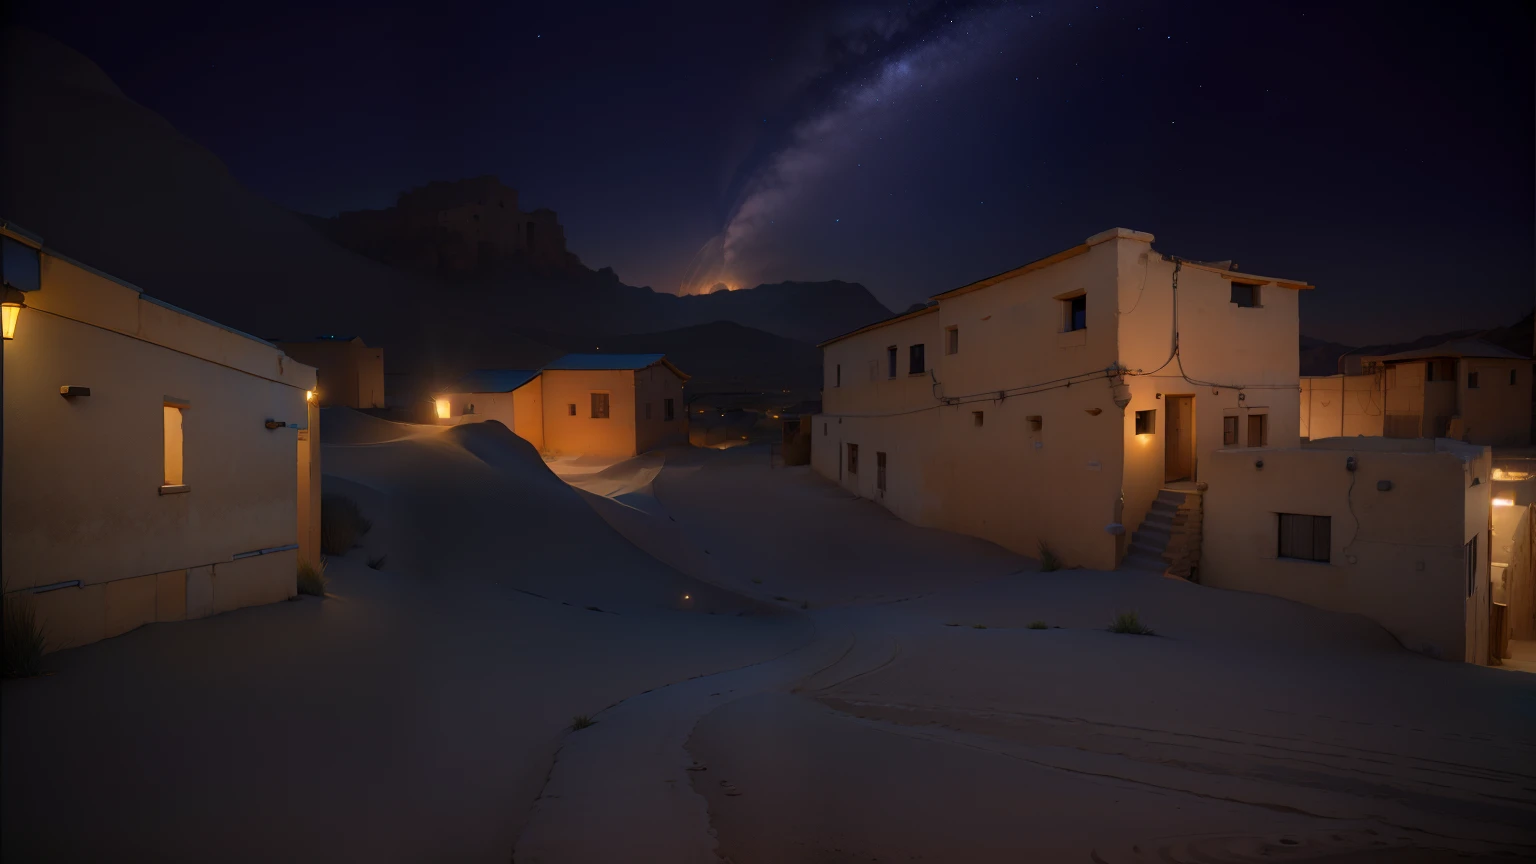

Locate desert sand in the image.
[4,417,1534,862]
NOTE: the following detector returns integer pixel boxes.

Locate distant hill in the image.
[1299,310,1532,376]
[0,27,884,402]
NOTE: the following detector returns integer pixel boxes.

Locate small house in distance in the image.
[541,354,689,458]
[435,369,544,450]
[2,223,321,652]
[272,335,386,410]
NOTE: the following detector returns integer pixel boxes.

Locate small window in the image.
[1467,535,1478,598]
[645,402,653,420]
[1135,409,1156,435]
[1027,415,1043,433]
[664,398,675,421]
[847,443,859,474]
[972,411,984,428]
[465,403,475,415]
[1512,369,1519,386]
[1223,416,1239,446]
[909,343,926,375]
[887,346,897,379]
[1279,514,1331,562]
[1065,294,1087,331]
[163,404,185,487]
[835,364,841,387]
[823,423,828,436]
[1467,371,1479,389]
[567,403,577,416]
[435,399,451,420]
[946,327,959,355]
[590,393,610,419]
[876,452,887,494]
[1248,413,1268,447]
[1427,359,1456,382]
[1230,281,1260,307]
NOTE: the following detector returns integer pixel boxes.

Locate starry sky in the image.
[12,0,1534,344]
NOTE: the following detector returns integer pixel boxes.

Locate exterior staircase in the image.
[1122,489,1190,572]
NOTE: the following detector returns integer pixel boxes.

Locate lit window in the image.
[1135,409,1156,435]
[1278,514,1330,562]
[1230,282,1260,307]
[435,398,450,419]
[591,392,610,419]
[163,403,185,488]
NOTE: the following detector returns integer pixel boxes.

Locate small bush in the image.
[1108,611,1155,636]
[366,554,387,571]
[2,591,46,678]
[570,715,595,731]
[297,560,327,597]
[1027,620,1048,630]
[321,495,369,556]
[1038,542,1061,572]
[972,623,988,630]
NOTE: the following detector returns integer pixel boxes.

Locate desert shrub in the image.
[1038,542,1062,572]
[297,559,328,597]
[570,715,595,731]
[1107,611,1155,636]
[366,554,387,571]
[2,591,46,678]
[321,495,369,556]
[1028,620,1048,630]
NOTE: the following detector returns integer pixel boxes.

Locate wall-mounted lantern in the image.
[1,289,23,340]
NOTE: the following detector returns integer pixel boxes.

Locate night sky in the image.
[12,0,1534,344]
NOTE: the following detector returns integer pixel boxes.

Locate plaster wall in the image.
[540,369,638,458]
[633,364,688,454]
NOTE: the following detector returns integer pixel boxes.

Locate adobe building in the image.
[1,222,321,652]
[273,335,386,410]
[434,369,545,451]
[1203,438,1493,664]
[434,354,688,459]
[813,228,1308,571]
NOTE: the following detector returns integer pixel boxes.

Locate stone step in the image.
[1121,553,1167,571]
[1128,540,1168,560]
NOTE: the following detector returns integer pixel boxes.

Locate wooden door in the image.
[1164,396,1195,482]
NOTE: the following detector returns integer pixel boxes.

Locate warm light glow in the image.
[435,398,451,420]
[163,405,184,486]
[1,302,19,340]
[683,594,691,600]
[305,390,314,402]
[1493,497,1515,507]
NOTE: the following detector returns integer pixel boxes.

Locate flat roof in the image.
[1373,339,1528,363]
[444,369,539,393]
[818,304,938,348]
[543,353,689,380]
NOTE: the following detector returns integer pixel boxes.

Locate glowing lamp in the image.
[1,299,20,340]
[434,398,451,420]
[1493,497,1515,508]
[305,390,314,402]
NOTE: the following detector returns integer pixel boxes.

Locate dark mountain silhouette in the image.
[0,27,885,401]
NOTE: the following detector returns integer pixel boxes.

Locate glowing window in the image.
[163,404,185,487]
[434,398,450,420]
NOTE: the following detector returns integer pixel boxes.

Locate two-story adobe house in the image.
[812,227,1310,570]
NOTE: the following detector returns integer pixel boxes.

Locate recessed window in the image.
[972,411,984,427]
[163,403,185,487]
[1467,535,1478,598]
[909,343,926,375]
[590,393,610,419]
[1279,514,1331,562]
[664,398,675,421]
[1027,415,1043,433]
[1064,294,1087,332]
[1223,416,1239,446]
[1230,282,1260,307]
[823,423,828,436]
[1467,371,1479,389]
[465,403,475,415]
[835,364,841,387]
[886,346,897,378]
[876,452,887,494]
[946,326,959,355]
[847,443,859,474]
[1248,413,1268,447]
[567,403,577,416]
[1135,409,1156,435]
[1512,369,1519,386]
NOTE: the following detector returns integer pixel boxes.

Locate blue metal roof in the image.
[445,369,540,393]
[542,353,667,371]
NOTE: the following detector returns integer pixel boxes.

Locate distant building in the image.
[2,223,320,652]
[813,228,1309,571]
[435,369,544,451]
[273,336,385,409]
[435,354,689,458]
[1204,438,1493,664]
